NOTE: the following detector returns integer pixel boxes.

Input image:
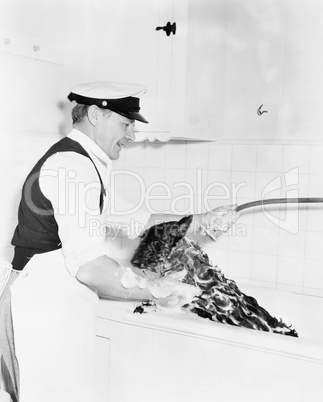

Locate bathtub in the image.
[94,284,323,402]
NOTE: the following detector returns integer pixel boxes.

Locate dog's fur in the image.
[131,215,298,337]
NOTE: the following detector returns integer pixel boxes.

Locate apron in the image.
[0,261,12,300]
[10,249,100,402]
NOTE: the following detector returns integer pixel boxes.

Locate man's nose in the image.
[126,125,136,142]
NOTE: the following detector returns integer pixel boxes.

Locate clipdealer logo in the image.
[261,168,300,234]
[23,166,302,235]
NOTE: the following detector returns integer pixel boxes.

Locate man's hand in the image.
[198,204,240,241]
[147,272,201,308]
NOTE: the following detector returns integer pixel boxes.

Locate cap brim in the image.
[115,111,149,124]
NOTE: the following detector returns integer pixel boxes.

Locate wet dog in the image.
[131,215,298,337]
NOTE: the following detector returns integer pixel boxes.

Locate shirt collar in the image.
[67,128,112,167]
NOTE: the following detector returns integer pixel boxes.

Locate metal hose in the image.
[236,197,323,212]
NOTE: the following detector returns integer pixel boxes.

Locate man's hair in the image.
[71,104,90,124]
[71,104,113,124]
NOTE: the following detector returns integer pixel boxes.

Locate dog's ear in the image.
[170,215,193,237]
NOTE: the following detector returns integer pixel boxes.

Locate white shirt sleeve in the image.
[39,152,109,276]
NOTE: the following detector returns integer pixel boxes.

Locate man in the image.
[3,81,238,402]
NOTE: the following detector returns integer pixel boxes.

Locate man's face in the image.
[96,111,135,160]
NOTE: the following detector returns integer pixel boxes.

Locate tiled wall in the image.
[117,140,323,298]
[1,130,323,298]
[2,126,323,298]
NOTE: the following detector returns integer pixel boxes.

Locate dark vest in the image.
[11,137,105,271]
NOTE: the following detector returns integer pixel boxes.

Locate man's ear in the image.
[87,105,100,126]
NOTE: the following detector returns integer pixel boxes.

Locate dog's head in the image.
[131,215,193,272]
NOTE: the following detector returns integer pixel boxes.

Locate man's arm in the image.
[76,255,153,301]
[76,255,193,306]
[144,204,239,239]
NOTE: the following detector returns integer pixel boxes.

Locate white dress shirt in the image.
[39,129,150,276]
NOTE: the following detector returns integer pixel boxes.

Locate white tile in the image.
[277,256,304,286]
[253,206,281,229]
[231,171,256,200]
[169,196,192,215]
[164,168,186,195]
[143,167,165,193]
[306,204,323,232]
[185,169,209,196]
[232,144,257,172]
[161,198,172,214]
[227,250,252,280]
[256,145,283,173]
[308,174,323,196]
[208,143,232,171]
[278,203,308,232]
[110,167,125,192]
[120,190,145,214]
[211,230,229,250]
[304,259,323,289]
[186,142,209,170]
[206,170,232,197]
[276,283,303,295]
[228,225,253,253]
[251,253,277,283]
[249,279,276,289]
[282,145,311,174]
[144,142,165,168]
[305,231,323,261]
[254,172,283,200]
[278,229,306,259]
[164,142,186,169]
[145,191,172,214]
[181,195,208,215]
[252,226,279,255]
[145,198,169,215]
[123,167,145,192]
[309,145,323,174]
[203,246,228,274]
[255,203,304,234]
[282,172,309,196]
[123,143,145,167]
